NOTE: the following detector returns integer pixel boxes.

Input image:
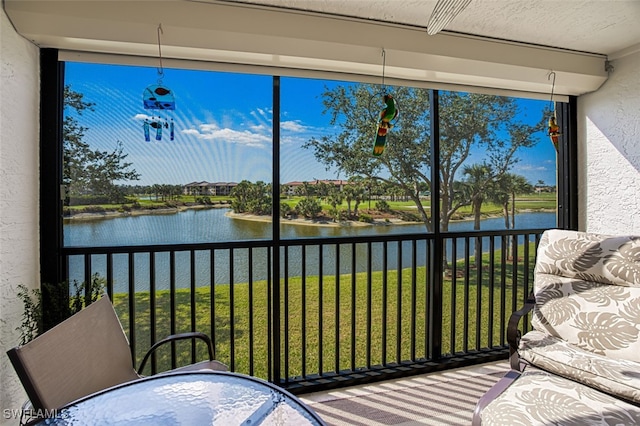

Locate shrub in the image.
[358,213,373,223]
[398,211,421,222]
[280,202,292,218]
[295,197,322,219]
[82,205,106,213]
[375,200,391,213]
[16,275,106,343]
[68,195,112,206]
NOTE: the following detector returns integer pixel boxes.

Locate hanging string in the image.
[157,24,164,83]
[381,48,387,91]
[547,71,556,112]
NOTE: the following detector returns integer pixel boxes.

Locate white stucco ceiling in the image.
[221,0,640,57]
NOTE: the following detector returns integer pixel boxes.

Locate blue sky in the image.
[65,62,557,187]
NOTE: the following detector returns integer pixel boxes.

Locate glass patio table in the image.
[32,370,325,425]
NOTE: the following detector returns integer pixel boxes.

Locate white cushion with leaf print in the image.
[519,330,640,404]
[532,229,640,362]
[481,368,640,425]
[535,229,640,287]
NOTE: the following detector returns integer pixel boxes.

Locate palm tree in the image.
[491,173,532,259]
[295,181,314,197]
[507,174,532,229]
[342,183,357,217]
[326,186,345,222]
[462,163,493,231]
[489,177,511,230]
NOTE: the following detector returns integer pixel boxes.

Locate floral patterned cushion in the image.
[535,229,640,287]
[481,368,640,425]
[532,230,640,362]
[519,330,640,404]
[477,230,640,424]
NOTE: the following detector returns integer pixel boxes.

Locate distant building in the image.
[534,185,556,193]
[183,181,237,196]
[282,179,352,196]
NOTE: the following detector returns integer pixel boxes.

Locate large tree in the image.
[63,85,140,203]
[304,85,545,232]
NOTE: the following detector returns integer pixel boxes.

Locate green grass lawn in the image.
[113,243,535,380]
[281,194,555,221]
[65,195,233,212]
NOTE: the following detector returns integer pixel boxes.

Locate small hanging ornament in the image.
[547,71,560,152]
[142,24,175,142]
[371,49,399,157]
[143,84,175,111]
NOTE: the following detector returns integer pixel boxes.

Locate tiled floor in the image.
[299,361,510,425]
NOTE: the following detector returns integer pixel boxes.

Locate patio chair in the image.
[6,295,227,413]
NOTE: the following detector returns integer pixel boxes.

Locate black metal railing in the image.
[61,228,544,393]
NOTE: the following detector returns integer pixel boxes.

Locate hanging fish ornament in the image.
[140,24,176,142]
[143,84,175,110]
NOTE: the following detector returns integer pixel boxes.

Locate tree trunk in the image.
[473,198,482,231]
[502,202,510,230]
[410,194,432,233]
[510,190,516,229]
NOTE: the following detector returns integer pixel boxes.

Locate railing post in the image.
[557,96,578,230]
[40,48,68,331]
[428,89,443,359]
[270,76,282,383]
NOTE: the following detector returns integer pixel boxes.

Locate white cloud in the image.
[199,123,220,133]
[175,108,323,149]
[133,113,152,121]
[281,120,307,132]
[518,164,548,171]
[251,108,272,123]
[181,122,271,148]
[250,124,269,132]
[181,128,201,136]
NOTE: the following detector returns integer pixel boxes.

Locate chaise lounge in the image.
[474,229,640,424]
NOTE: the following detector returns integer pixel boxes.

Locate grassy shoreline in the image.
[64,193,556,225]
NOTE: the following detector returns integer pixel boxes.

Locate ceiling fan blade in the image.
[427,0,472,35]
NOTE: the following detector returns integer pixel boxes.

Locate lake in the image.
[64,208,556,292]
[64,208,555,246]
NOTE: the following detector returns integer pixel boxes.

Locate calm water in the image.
[64,208,554,246]
[65,208,555,292]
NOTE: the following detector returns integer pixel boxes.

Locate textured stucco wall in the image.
[578,51,640,235]
[0,8,40,423]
